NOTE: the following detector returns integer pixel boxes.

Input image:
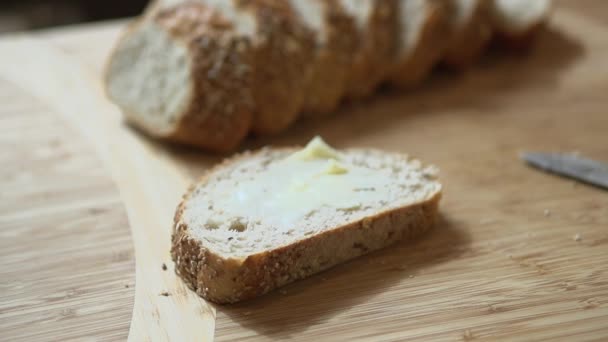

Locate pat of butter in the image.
[289,136,341,161]
[215,137,387,226]
[322,159,348,175]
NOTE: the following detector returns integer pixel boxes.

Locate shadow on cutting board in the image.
[217,215,470,339]
[236,27,584,152]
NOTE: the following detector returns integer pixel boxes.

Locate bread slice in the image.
[148,0,315,135]
[238,0,315,134]
[105,3,254,152]
[389,0,449,88]
[287,0,357,116]
[442,0,492,69]
[489,0,553,49]
[339,0,399,99]
[171,137,442,303]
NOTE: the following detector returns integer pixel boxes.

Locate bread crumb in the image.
[543,209,551,217]
[243,311,253,316]
[463,329,474,340]
[574,233,582,242]
[159,291,170,297]
[580,298,599,309]
[162,263,167,271]
[408,275,414,278]
[279,289,287,295]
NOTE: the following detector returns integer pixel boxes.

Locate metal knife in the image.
[521,152,608,190]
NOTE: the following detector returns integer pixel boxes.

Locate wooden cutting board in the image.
[1,2,608,341]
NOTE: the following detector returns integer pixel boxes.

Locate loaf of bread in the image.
[172,137,442,303]
[105,0,553,151]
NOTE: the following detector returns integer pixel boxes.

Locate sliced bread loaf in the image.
[172,137,442,303]
[489,0,553,49]
[389,0,449,87]
[442,0,492,68]
[288,0,357,116]
[105,2,254,152]
[339,0,399,99]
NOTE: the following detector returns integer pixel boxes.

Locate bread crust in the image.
[171,148,442,304]
[241,0,315,135]
[105,3,254,152]
[390,0,450,88]
[160,3,255,151]
[489,0,553,51]
[343,0,399,99]
[442,0,492,69]
[298,0,358,116]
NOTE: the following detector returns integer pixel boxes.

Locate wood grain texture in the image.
[0,36,215,341]
[1,1,608,340]
[0,80,134,341]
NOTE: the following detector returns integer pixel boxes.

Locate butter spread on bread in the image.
[172,137,442,303]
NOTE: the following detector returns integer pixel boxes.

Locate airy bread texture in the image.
[389,0,449,87]
[105,3,254,152]
[172,139,442,303]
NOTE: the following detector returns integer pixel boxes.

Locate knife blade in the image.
[522,152,608,190]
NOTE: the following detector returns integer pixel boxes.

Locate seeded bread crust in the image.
[171,148,442,304]
[443,0,492,69]
[390,0,450,88]
[105,3,254,152]
[342,0,399,99]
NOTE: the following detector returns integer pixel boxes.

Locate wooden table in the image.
[1,1,607,341]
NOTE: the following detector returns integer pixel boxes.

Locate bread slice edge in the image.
[171,148,442,304]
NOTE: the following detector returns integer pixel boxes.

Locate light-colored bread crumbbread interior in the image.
[179,138,441,259]
[106,20,192,136]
